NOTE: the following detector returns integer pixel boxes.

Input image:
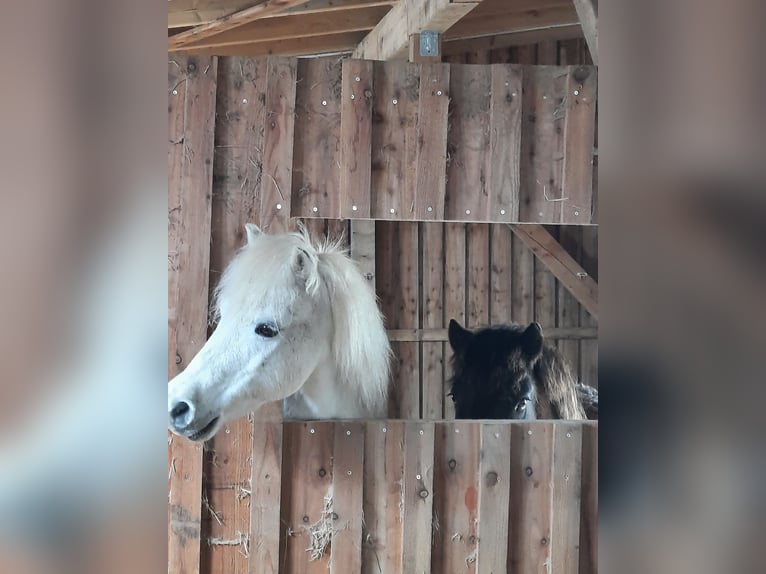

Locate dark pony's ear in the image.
[520,322,544,360]
[448,319,473,353]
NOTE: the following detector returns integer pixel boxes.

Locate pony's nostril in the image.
[170,400,194,429]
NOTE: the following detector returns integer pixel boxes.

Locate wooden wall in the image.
[169,38,598,574]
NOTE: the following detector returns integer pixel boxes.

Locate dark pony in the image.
[447,319,597,420]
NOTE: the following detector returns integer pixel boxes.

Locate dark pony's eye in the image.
[255,323,279,338]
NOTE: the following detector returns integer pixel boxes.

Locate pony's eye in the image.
[255,323,279,338]
[515,399,528,411]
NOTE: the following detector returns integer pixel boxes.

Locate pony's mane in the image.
[535,343,586,420]
[212,226,391,415]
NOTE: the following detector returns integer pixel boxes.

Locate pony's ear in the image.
[245,223,263,245]
[520,322,544,360]
[448,319,473,353]
[293,248,319,293]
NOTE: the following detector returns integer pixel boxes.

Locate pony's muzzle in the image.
[169,400,195,431]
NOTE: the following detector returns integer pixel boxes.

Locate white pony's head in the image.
[168,223,390,441]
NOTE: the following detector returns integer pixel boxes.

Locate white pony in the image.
[167,223,391,442]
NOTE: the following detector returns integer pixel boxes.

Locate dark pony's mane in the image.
[448,320,588,420]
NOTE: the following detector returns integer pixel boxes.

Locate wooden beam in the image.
[180,4,391,49]
[572,0,598,65]
[353,0,482,61]
[510,224,598,321]
[168,0,313,51]
[177,30,367,57]
[445,3,578,41]
[442,23,582,56]
[387,327,598,341]
[168,0,263,28]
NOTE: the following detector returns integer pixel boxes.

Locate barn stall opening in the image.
[168,3,598,573]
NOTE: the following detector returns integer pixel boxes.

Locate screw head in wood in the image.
[419,489,429,499]
[392,99,398,105]
[419,429,424,435]
[389,208,395,214]
[346,430,351,436]
[574,90,580,96]
[321,100,327,106]
[512,92,517,97]
[352,205,358,211]
[574,210,580,216]
[500,209,506,215]
[310,428,315,434]
[312,207,318,213]
[527,429,533,435]
[455,428,460,433]
[276,203,282,210]
[566,432,572,438]
[382,427,387,433]
[350,94,355,100]
[355,76,360,82]
[538,211,544,217]
[416,474,421,480]
[465,209,471,215]
[225,427,230,434]
[437,90,442,96]
[347,470,352,476]
[172,89,178,95]
[242,98,248,104]
[427,206,433,212]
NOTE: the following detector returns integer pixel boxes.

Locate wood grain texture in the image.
[476,423,512,574]
[572,0,598,65]
[340,60,374,218]
[330,423,365,573]
[350,219,376,290]
[443,223,466,420]
[260,57,297,233]
[280,422,335,573]
[402,422,436,573]
[551,424,583,574]
[579,225,598,385]
[370,61,419,219]
[414,63,450,220]
[421,223,445,419]
[362,421,405,574]
[445,64,492,221]
[292,58,343,219]
[579,423,599,574]
[249,422,283,574]
[509,423,554,574]
[511,231,534,325]
[168,55,217,574]
[466,224,490,328]
[557,226,582,379]
[488,64,523,222]
[489,223,513,324]
[561,66,597,223]
[432,421,481,574]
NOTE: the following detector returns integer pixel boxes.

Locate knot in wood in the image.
[448,459,457,471]
[469,536,477,545]
[332,512,339,521]
[419,489,429,499]
[485,471,499,487]
[540,537,548,546]
[302,515,310,523]
[525,466,533,477]
[175,353,182,365]
[186,61,197,73]
[318,467,327,478]
[364,89,372,98]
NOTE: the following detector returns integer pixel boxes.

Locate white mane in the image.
[211,226,391,417]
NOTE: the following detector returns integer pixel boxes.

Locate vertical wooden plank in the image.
[550,424,583,574]
[561,66,597,223]
[511,232,534,324]
[579,226,598,385]
[340,59,374,218]
[402,422,436,573]
[519,67,568,223]
[443,223,466,420]
[466,224,490,328]
[534,226,557,330]
[476,423,512,574]
[445,64,492,221]
[579,423,598,574]
[558,38,583,66]
[370,61,419,219]
[204,56,267,574]
[292,57,343,219]
[260,56,297,233]
[421,223,445,419]
[488,64,523,223]
[432,421,481,574]
[414,63,450,220]
[280,422,335,574]
[326,218,350,250]
[330,422,365,574]
[362,421,405,574]
[350,219,376,291]
[509,423,554,574]
[537,40,558,65]
[557,226,582,377]
[489,224,513,324]
[249,422,283,574]
[376,222,419,418]
[168,54,217,574]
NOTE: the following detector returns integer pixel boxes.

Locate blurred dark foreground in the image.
[0,1,764,573]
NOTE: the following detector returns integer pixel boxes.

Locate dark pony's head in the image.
[447,319,588,420]
[447,319,545,420]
